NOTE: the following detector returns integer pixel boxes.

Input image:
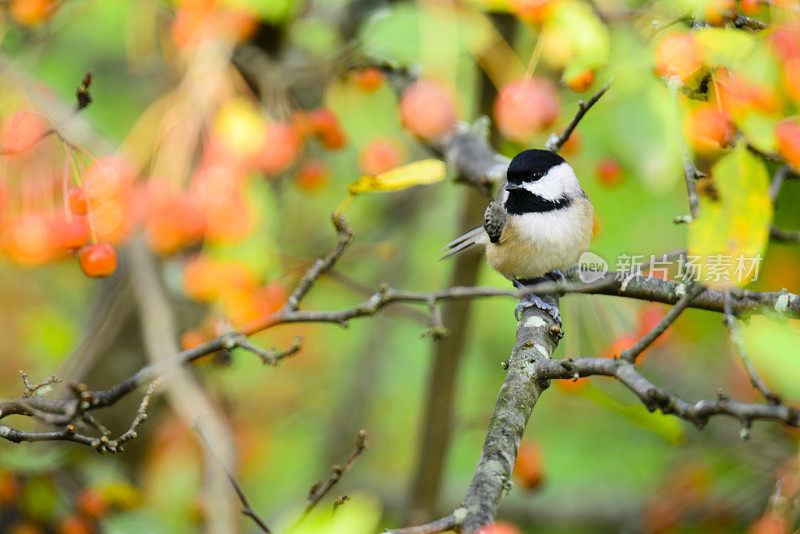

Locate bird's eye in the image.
[530,172,543,181]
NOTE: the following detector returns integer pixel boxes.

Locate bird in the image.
[440,149,594,323]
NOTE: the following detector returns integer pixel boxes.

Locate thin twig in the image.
[195,426,272,533]
[224,335,303,366]
[723,289,781,403]
[19,371,60,398]
[286,215,355,311]
[770,226,800,243]
[385,511,464,534]
[620,283,705,362]
[545,84,610,152]
[301,429,367,519]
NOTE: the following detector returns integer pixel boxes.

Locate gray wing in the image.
[483,185,506,244]
[439,184,506,261]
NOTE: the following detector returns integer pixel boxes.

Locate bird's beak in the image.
[505,183,524,192]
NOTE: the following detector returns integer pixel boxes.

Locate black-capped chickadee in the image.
[441,149,594,323]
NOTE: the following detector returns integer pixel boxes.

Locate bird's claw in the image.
[515,294,561,324]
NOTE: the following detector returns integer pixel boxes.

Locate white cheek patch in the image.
[525,162,582,200]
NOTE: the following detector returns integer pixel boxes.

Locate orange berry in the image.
[476,521,523,534]
[10,0,55,26]
[0,111,48,154]
[308,109,347,150]
[656,34,703,83]
[55,218,89,253]
[354,68,384,93]
[509,0,556,22]
[494,78,559,142]
[776,122,800,171]
[67,187,89,216]
[57,516,91,534]
[295,159,328,192]
[255,122,302,175]
[749,512,788,534]
[705,0,736,25]
[1,212,56,266]
[513,441,544,490]
[399,81,457,141]
[77,488,108,520]
[259,283,287,314]
[0,471,20,506]
[79,242,117,278]
[181,329,209,351]
[358,138,406,175]
[567,70,595,92]
[601,333,642,359]
[684,107,735,155]
[740,0,761,15]
[595,158,624,187]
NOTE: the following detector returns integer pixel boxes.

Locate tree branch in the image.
[535,357,800,431]
[300,429,367,520]
[545,84,610,152]
[619,283,705,362]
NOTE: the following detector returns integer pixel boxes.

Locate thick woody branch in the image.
[389,301,562,533]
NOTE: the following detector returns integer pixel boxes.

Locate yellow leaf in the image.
[687,142,772,288]
[347,159,446,194]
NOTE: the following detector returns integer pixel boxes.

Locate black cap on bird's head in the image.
[507,149,565,184]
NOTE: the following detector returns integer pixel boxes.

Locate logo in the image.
[578,251,608,283]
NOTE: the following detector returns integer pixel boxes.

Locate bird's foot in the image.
[514,294,561,324]
[548,269,565,283]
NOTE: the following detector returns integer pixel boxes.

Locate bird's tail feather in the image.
[439,226,485,261]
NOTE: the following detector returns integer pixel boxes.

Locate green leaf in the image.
[687,142,772,287]
[695,28,757,68]
[544,0,610,71]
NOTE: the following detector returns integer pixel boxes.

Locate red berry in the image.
[56,219,89,253]
[656,34,702,83]
[684,107,735,155]
[494,78,559,142]
[76,488,108,520]
[595,158,624,187]
[705,0,736,25]
[354,68,384,93]
[399,81,457,141]
[513,442,544,490]
[358,138,406,175]
[476,521,522,534]
[0,111,48,154]
[740,0,761,15]
[79,242,117,278]
[308,109,347,150]
[255,122,302,175]
[776,121,800,171]
[66,187,88,215]
[295,159,328,192]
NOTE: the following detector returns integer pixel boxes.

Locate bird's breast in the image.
[486,197,593,280]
